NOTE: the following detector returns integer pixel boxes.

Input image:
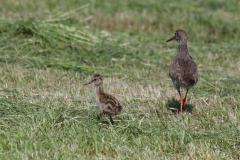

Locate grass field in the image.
[1,0,240,159]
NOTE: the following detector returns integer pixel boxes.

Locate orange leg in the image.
[178,88,189,114]
[178,91,184,114]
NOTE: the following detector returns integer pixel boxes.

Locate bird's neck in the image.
[177,44,189,57]
[94,84,104,95]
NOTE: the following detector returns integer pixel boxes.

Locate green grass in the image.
[1,0,240,159]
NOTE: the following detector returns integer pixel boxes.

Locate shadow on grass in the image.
[96,115,114,125]
[166,98,194,113]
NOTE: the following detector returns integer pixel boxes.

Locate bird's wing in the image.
[169,57,198,86]
[99,93,121,115]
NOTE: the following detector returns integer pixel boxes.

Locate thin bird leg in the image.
[109,115,114,125]
[183,88,189,107]
[178,91,184,114]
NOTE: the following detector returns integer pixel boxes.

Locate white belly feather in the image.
[172,79,189,90]
[94,88,104,111]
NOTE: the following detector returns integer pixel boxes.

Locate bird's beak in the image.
[84,81,91,85]
[166,36,175,42]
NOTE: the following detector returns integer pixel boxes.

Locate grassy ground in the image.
[1,0,240,159]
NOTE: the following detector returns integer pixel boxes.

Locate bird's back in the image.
[99,93,122,115]
[169,55,198,88]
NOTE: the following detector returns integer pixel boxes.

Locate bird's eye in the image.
[175,32,177,36]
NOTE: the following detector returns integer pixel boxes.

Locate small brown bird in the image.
[84,74,122,124]
[166,30,198,113]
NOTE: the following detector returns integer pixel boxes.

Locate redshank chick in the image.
[85,74,122,124]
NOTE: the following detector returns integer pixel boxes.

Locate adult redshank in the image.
[166,30,198,113]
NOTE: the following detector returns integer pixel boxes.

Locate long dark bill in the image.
[84,81,91,85]
[166,36,175,42]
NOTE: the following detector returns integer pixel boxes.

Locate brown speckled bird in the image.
[166,30,198,113]
[84,74,122,124]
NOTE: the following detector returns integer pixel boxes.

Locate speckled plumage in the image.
[85,74,122,124]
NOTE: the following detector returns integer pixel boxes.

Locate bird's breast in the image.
[94,94,104,111]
